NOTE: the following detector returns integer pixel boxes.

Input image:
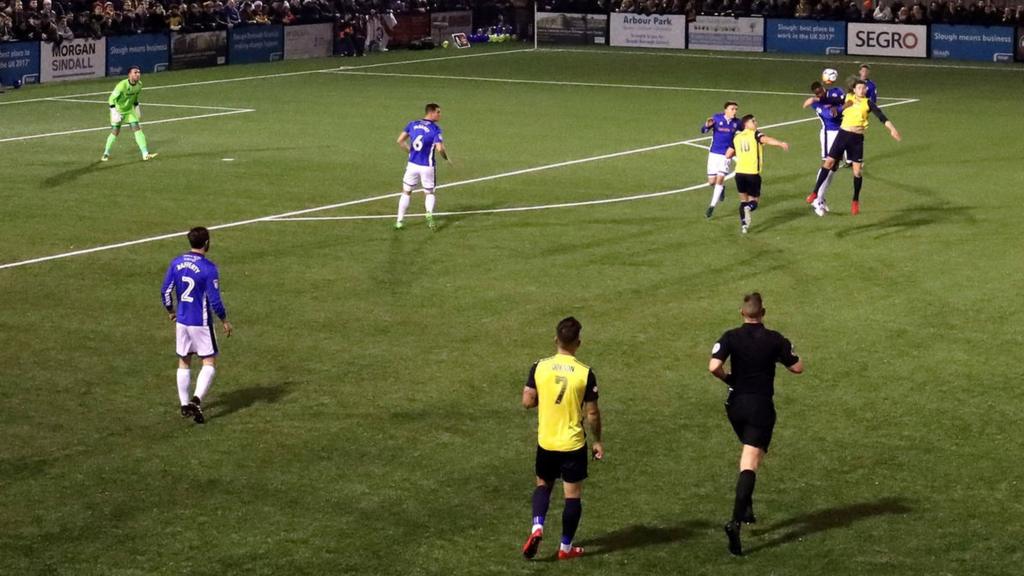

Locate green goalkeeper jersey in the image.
[108,79,142,113]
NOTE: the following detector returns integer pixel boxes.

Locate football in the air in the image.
[821,68,839,84]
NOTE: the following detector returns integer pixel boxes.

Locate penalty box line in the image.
[0,98,918,271]
[327,69,916,101]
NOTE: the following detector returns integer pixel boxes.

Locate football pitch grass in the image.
[2,44,1022,575]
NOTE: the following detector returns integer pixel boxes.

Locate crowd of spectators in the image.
[0,0,474,43]
[4,0,1024,43]
[549,0,1024,24]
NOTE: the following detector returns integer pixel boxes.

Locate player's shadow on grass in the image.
[746,497,912,554]
[575,520,714,557]
[206,381,297,420]
[42,160,128,189]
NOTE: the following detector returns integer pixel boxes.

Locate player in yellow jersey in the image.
[807,79,900,215]
[521,317,603,561]
[102,66,157,162]
[726,115,789,234]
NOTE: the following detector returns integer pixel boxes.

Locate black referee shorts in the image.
[726,394,777,452]
[827,130,864,164]
[536,445,589,484]
[734,174,762,197]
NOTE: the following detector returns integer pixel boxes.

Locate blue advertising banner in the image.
[107,33,170,76]
[0,41,40,86]
[229,25,284,65]
[931,24,1014,62]
[766,19,845,55]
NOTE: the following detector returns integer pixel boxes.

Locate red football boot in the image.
[851,200,860,215]
[521,529,543,559]
[805,192,818,204]
[557,546,585,560]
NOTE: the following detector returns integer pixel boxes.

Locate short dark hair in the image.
[852,79,867,89]
[128,65,141,73]
[859,63,871,70]
[742,292,765,319]
[724,101,738,109]
[810,81,823,92]
[425,103,440,114]
[556,317,582,347]
[187,226,210,249]
[740,114,756,126]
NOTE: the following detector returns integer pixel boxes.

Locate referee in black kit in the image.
[708,292,804,556]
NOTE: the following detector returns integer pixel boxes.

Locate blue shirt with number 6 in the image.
[405,119,444,167]
[161,252,227,326]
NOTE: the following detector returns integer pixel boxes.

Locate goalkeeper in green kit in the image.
[102,66,157,162]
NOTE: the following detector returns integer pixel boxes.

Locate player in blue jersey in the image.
[395,103,451,231]
[802,81,844,215]
[160,227,233,424]
[701,102,741,219]
[858,64,878,104]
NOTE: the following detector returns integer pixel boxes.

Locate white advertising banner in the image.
[610,13,686,49]
[688,16,764,52]
[847,22,927,58]
[284,23,334,60]
[41,37,106,83]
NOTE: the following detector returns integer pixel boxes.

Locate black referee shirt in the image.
[712,323,799,398]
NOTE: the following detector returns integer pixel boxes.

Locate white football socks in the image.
[709,183,724,206]
[818,170,836,199]
[424,192,436,214]
[195,365,216,401]
[397,193,411,222]
[176,368,191,406]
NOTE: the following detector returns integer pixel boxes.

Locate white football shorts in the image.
[821,128,839,160]
[403,163,436,191]
[706,153,730,177]
[176,322,217,358]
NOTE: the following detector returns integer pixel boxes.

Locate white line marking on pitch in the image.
[0,99,917,270]
[0,49,535,107]
[329,69,912,100]
[544,48,1024,72]
[271,179,731,222]
[48,97,252,112]
[0,109,255,143]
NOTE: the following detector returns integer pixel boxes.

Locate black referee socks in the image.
[732,470,757,523]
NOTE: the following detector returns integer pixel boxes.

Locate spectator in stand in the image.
[873,0,892,20]
[254,2,270,23]
[845,0,863,20]
[794,0,812,17]
[0,10,13,42]
[167,5,183,30]
[149,2,167,31]
[909,2,925,22]
[223,0,241,26]
[894,5,910,21]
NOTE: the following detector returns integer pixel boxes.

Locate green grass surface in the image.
[2,44,1023,575]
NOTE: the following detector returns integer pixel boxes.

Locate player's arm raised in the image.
[396,131,411,152]
[701,117,714,133]
[761,134,789,151]
[868,101,901,141]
